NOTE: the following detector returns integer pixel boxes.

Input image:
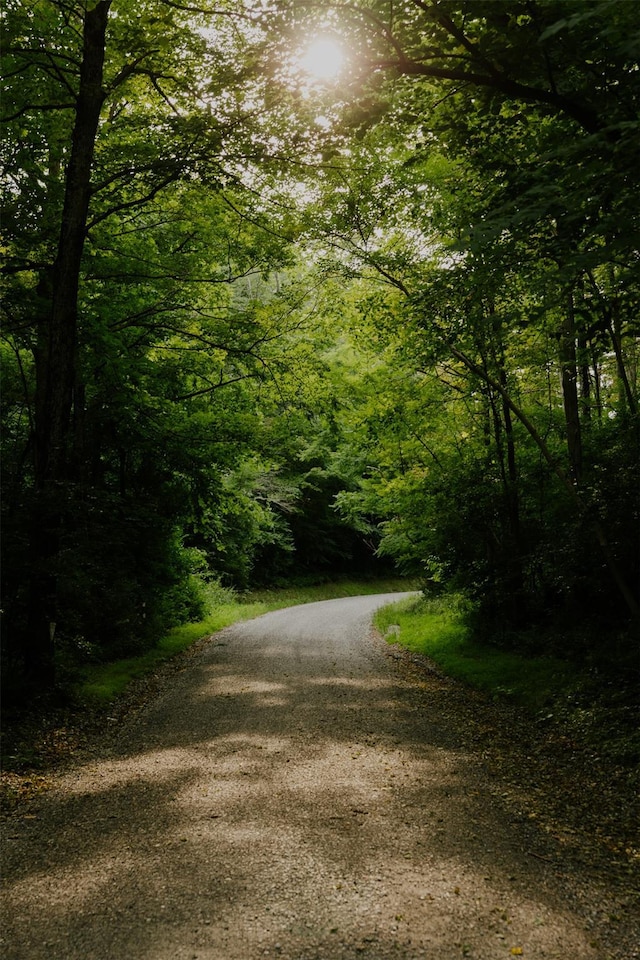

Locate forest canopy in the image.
[1,0,639,691]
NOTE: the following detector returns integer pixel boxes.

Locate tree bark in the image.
[559,292,582,482]
[446,340,640,623]
[608,311,638,419]
[26,1,111,687]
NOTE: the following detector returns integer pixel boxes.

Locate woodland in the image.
[1,0,639,699]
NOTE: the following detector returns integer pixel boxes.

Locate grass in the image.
[5,580,636,775]
[79,577,417,704]
[86,580,580,711]
[374,593,577,713]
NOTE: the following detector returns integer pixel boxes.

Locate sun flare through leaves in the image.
[298,36,345,81]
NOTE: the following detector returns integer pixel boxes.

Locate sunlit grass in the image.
[375,594,576,712]
[247,577,418,605]
[80,578,417,704]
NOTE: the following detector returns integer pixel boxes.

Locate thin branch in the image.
[108,52,159,93]
[86,173,182,229]
[410,0,502,79]
[1,260,52,275]
[368,56,601,132]
[2,102,75,121]
[158,0,256,19]
[173,371,259,401]
[220,193,294,244]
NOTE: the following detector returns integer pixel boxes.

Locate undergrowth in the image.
[375,593,577,711]
[79,577,417,704]
[375,593,640,764]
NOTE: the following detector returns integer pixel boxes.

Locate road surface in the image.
[2,594,636,959]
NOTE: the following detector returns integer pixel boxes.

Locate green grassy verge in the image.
[374,594,576,713]
[80,578,417,704]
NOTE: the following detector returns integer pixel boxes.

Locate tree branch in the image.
[369,56,601,133]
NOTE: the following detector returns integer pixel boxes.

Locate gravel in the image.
[2,593,638,960]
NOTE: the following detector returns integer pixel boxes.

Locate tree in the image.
[281,0,640,632]
[1,0,323,685]
[3,0,638,693]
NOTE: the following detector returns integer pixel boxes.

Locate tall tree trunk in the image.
[446,340,640,623]
[578,332,591,422]
[488,309,522,561]
[574,279,592,424]
[559,291,582,481]
[608,310,638,419]
[501,382,521,545]
[26,2,111,687]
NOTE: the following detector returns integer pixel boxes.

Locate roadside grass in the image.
[79,577,417,705]
[79,601,265,703]
[374,593,576,713]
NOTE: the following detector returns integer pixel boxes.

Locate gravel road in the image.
[2,594,637,960]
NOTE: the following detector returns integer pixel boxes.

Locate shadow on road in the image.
[3,604,634,960]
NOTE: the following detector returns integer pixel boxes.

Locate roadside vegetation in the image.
[375,593,640,767]
[0,578,414,775]
[2,1,637,798]
[375,593,574,712]
[80,577,416,705]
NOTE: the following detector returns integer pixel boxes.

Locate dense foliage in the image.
[286,0,640,663]
[1,0,638,693]
[0,0,379,691]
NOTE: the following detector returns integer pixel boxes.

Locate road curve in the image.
[1,594,629,959]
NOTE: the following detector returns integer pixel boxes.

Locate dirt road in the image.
[2,594,637,959]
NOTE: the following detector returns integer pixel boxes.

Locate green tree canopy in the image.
[2,0,638,692]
